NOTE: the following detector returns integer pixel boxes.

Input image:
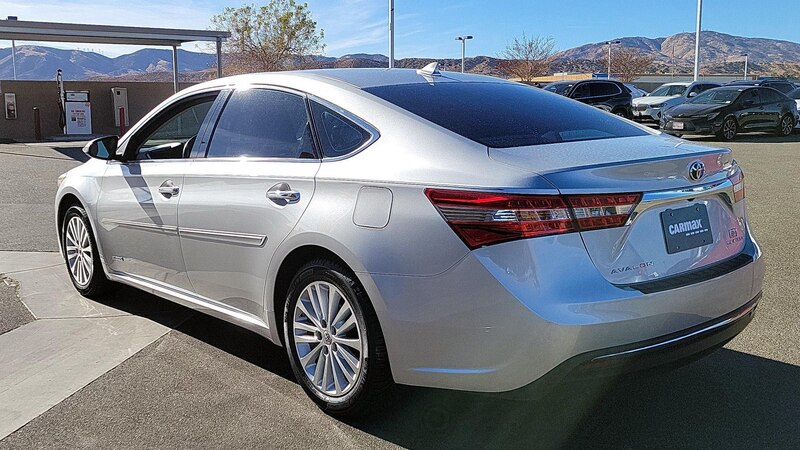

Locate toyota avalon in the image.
[56,67,765,416]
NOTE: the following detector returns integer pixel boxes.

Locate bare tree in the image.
[212,0,325,74]
[498,34,556,82]
[608,47,654,82]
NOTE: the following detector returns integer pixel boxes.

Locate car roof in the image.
[727,79,790,86]
[709,85,749,92]
[187,68,513,94]
[266,68,508,89]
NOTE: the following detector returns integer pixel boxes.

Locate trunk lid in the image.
[489,135,747,285]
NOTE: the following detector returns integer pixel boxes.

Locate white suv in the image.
[633,81,721,122]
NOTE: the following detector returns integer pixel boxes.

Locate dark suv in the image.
[726,78,796,94]
[544,79,633,118]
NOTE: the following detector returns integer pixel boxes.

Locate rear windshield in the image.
[364,82,648,148]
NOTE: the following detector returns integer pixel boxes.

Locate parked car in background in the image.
[56,68,763,416]
[544,79,633,117]
[726,77,796,94]
[633,81,721,122]
[661,86,798,140]
[789,87,800,129]
[625,83,648,98]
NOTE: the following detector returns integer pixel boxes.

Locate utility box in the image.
[112,87,129,127]
[64,90,91,134]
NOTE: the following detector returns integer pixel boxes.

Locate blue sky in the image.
[1,0,799,57]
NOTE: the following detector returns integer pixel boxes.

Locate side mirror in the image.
[688,91,697,97]
[742,99,755,107]
[83,135,119,160]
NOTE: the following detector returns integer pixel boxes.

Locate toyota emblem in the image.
[688,160,705,181]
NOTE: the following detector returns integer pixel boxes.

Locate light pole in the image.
[606,40,620,79]
[742,53,748,80]
[693,0,702,81]
[388,0,394,68]
[7,16,17,80]
[455,35,473,73]
[671,43,675,79]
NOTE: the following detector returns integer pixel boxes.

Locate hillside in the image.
[1,30,799,81]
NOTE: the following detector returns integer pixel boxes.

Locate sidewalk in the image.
[0,252,189,439]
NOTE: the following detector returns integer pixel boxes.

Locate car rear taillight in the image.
[567,194,641,230]
[728,164,745,203]
[425,188,641,249]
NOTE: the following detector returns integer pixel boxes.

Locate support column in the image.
[11,39,17,80]
[172,45,179,93]
[216,38,223,78]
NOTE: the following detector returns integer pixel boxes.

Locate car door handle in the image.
[267,189,301,203]
[158,180,180,197]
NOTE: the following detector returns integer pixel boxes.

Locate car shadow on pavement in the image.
[87,287,800,449]
[51,146,90,163]
[344,348,800,449]
[88,286,297,382]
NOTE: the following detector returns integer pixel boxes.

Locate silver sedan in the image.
[56,68,765,416]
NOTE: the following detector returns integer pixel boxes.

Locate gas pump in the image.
[57,69,93,135]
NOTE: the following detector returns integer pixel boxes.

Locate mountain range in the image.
[1,31,798,81]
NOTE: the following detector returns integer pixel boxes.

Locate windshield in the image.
[544,83,573,95]
[364,82,648,148]
[688,89,741,105]
[650,85,687,97]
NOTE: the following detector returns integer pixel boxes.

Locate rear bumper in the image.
[365,230,764,393]
[559,291,758,378]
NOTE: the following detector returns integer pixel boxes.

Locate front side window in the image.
[206,89,315,159]
[544,83,572,95]
[571,83,591,99]
[744,89,762,105]
[133,95,216,160]
[310,101,372,158]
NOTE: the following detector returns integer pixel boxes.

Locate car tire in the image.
[717,117,738,141]
[777,114,794,137]
[61,205,115,298]
[612,108,629,119]
[284,258,394,417]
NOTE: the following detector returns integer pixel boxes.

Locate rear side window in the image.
[364,82,648,148]
[206,89,315,159]
[309,101,372,157]
[590,82,621,97]
[768,82,794,94]
[759,88,784,103]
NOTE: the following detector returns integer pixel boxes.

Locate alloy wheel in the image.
[781,116,793,136]
[292,281,364,397]
[723,119,737,140]
[65,216,93,288]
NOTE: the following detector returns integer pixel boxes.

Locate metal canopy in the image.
[0,19,230,91]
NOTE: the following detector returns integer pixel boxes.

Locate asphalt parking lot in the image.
[1,133,799,449]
